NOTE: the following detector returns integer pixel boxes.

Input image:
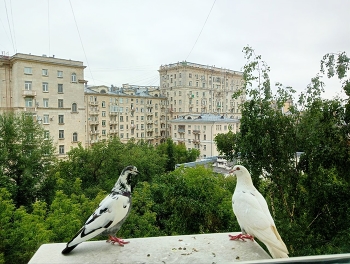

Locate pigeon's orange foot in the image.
[106,235,130,246]
[229,233,254,241]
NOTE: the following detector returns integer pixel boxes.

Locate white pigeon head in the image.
[230,165,251,180]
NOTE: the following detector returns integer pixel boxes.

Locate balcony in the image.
[178,129,185,133]
[146,128,153,132]
[192,130,200,134]
[89,130,99,135]
[89,101,98,106]
[109,129,118,134]
[89,120,99,125]
[23,107,37,113]
[192,139,200,144]
[177,138,185,144]
[109,112,118,116]
[22,90,37,97]
[89,110,99,116]
[130,124,135,129]
[147,120,154,124]
[109,120,118,125]
[147,112,153,116]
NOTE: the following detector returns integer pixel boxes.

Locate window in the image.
[42,82,48,92]
[204,134,206,140]
[71,73,77,82]
[189,73,192,78]
[119,98,123,104]
[188,130,191,135]
[43,99,49,108]
[58,99,63,108]
[204,145,206,150]
[42,69,48,76]
[24,67,32,74]
[102,120,106,126]
[141,124,144,130]
[102,101,106,107]
[58,84,63,93]
[101,111,106,117]
[59,145,65,155]
[58,115,64,124]
[25,98,33,107]
[59,130,64,139]
[24,81,32,90]
[102,130,106,135]
[72,132,78,142]
[57,70,63,78]
[72,103,77,112]
[120,133,124,138]
[43,115,49,124]
[179,91,182,96]
[120,116,123,122]
[189,81,192,86]
[44,131,50,139]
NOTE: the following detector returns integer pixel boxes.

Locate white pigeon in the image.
[229,165,289,259]
[62,165,139,254]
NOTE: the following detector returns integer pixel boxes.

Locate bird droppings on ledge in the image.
[29,232,271,264]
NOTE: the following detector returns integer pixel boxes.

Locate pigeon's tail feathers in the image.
[265,226,289,259]
[266,244,289,258]
[61,244,78,255]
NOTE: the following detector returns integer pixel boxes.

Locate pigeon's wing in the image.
[232,190,288,254]
[62,193,130,254]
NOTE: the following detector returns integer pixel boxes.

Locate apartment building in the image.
[85,84,168,145]
[170,114,240,159]
[0,53,86,156]
[158,61,245,120]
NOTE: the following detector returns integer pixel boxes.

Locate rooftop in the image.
[159,61,243,76]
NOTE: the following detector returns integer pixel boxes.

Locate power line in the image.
[48,0,51,56]
[9,0,16,52]
[3,0,16,53]
[69,0,95,85]
[186,0,217,61]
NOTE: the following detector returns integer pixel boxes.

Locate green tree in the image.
[0,112,56,208]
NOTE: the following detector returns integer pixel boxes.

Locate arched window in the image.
[71,73,77,82]
[72,103,77,112]
[72,132,78,142]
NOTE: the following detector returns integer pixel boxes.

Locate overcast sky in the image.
[1,0,349,99]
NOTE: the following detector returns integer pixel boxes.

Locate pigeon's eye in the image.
[236,167,240,170]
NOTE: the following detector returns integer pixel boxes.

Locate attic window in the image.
[100,89,106,93]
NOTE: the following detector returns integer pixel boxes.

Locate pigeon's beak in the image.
[133,169,139,175]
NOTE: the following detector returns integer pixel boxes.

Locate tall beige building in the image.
[158,61,245,120]
[85,84,168,145]
[0,53,86,156]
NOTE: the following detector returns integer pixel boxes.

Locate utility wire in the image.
[69,0,95,85]
[3,0,16,53]
[9,0,16,52]
[48,0,50,56]
[186,0,216,61]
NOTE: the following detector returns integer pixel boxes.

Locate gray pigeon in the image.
[229,165,289,258]
[62,165,139,254]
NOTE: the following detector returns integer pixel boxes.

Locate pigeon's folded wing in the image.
[67,194,130,248]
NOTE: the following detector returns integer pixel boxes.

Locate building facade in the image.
[169,114,240,159]
[158,61,245,120]
[0,53,86,156]
[85,84,168,145]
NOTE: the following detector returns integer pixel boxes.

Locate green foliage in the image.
[0,112,56,208]
[157,138,200,170]
[149,166,239,235]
